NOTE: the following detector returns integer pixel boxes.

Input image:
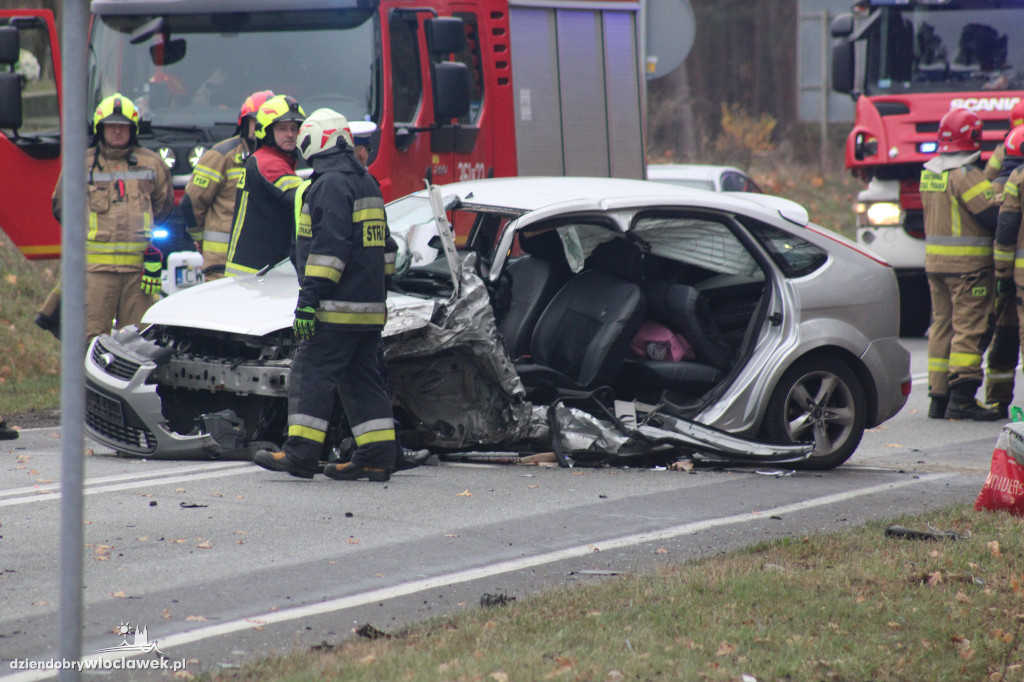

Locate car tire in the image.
[761,356,866,471]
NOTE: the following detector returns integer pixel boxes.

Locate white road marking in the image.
[0,472,954,680]
[0,465,260,507]
[0,462,251,498]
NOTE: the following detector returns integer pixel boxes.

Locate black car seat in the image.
[515,269,647,399]
[498,255,571,359]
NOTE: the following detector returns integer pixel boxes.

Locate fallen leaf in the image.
[490,672,509,682]
[196,541,212,549]
[95,556,109,561]
[185,615,207,622]
[347,538,359,544]
[955,590,972,604]
[927,571,943,586]
[170,539,187,544]
[172,671,193,679]
[359,654,377,665]
[175,488,187,493]
[444,534,460,538]
[32,601,50,606]
[136,536,149,542]
[715,641,737,656]
[16,455,29,463]
[989,541,1002,557]
[4,273,16,284]
[162,608,171,619]
[84,449,94,456]
[655,547,669,554]
[210,492,223,497]
[456,489,473,497]
[811,176,825,188]
[668,460,694,471]
[885,443,904,448]
[234,531,246,535]
[887,622,901,630]
[111,591,127,598]
[528,484,539,489]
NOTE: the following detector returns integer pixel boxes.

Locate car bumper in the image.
[860,335,911,426]
[85,335,222,458]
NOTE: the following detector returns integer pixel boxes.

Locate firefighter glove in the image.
[141,246,163,295]
[997,277,1015,299]
[293,305,316,341]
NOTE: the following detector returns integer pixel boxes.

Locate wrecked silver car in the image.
[84,177,911,469]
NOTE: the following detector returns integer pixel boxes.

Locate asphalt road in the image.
[0,337,1005,680]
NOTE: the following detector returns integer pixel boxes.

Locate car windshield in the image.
[87,9,380,127]
[865,5,1024,94]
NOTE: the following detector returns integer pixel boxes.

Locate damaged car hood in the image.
[142,260,435,337]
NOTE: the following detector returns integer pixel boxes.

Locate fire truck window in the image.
[453,13,484,124]
[1,22,58,134]
[389,15,422,124]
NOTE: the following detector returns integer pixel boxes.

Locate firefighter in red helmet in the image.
[984,99,1024,183]
[923,108,1003,420]
[180,90,274,280]
[50,93,173,343]
[994,126,1024,396]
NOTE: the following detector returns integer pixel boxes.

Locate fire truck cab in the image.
[831,0,1024,336]
[0,0,647,261]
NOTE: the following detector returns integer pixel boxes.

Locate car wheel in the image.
[761,356,866,470]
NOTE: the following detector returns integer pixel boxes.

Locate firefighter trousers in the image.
[984,295,1019,406]
[86,270,154,343]
[283,327,396,472]
[927,268,994,398]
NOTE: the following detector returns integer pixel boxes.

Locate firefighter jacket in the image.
[921,152,1001,276]
[180,135,251,265]
[53,142,173,273]
[294,147,389,330]
[995,165,1024,282]
[985,144,1006,182]
[225,145,302,277]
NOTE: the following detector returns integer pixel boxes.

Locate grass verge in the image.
[0,232,60,420]
[205,504,1024,682]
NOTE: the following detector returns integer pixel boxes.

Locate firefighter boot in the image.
[324,462,391,482]
[34,294,61,341]
[928,396,949,419]
[945,383,1002,421]
[253,449,317,479]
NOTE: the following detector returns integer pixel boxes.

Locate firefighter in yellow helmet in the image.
[923,108,1003,421]
[180,90,274,280]
[224,94,305,277]
[51,93,173,342]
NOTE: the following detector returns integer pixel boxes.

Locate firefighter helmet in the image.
[296,108,353,161]
[253,95,306,141]
[1010,100,1024,129]
[1005,125,1024,158]
[937,108,982,153]
[92,93,140,135]
[238,90,275,127]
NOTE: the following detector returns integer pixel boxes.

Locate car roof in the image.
[403,176,807,227]
[646,164,748,181]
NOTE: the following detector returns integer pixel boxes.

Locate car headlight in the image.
[855,201,902,227]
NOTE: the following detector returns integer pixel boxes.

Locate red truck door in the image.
[0,10,61,260]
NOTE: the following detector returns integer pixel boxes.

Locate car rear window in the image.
[743,219,828,278]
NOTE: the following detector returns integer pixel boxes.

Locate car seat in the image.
[515,269,646,400]
[498,255,570,359]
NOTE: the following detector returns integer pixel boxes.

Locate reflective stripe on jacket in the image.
[921,164,1000,275]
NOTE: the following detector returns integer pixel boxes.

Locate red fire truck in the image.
[0,0,647,260]
[831,0,1024,336]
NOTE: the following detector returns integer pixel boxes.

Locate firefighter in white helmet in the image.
[254,108,397,481]
[923,107,1002,420]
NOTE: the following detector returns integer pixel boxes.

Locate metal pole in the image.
[58,0,89,678]
[820,8,829,173]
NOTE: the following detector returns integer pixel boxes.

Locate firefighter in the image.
[180,90,274,280]
[254,109,396,481]
[995,126,1024,397]
[0,418,17,440]
[52,93,173,342]
[923,108,1003,420]
[224,94,305,277]
[982,101,1024,415]
[984,100,1024,182]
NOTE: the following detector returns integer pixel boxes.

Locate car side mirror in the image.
[0,73,23,129]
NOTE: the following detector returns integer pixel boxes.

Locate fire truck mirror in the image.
[832,41,855,96]
[0,72,23,130]
[830,13,854,39]
[425,17,468,57]
[150,39,187,67]
[0,26,19,65]
[432,61,471,122]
